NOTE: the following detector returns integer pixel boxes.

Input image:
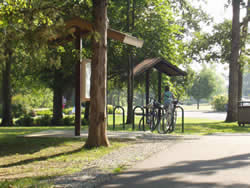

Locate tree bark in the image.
[52,70,63,126]
[84,0,109,148]
[226,0,241,122]
[84,101,90,121]
[1,47,13,127]
[238,65,243,102]
[126,0,135,124]
[238,0,249,101]
[197,99,200,110]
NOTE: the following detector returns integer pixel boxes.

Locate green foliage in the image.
[189,67,218,103]
[15,115,34,127]
[63,116,74,126]
[63,107,74,115]
[81,118,89,126]
[12,95,29,118]
[211,95,228,112]
[11,104,28,118]
[35,115,52,126]
[107,105,114,114]
[35,109,53,116]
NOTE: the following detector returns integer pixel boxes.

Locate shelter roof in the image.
[133,58,187,76]
[50,17,143,48]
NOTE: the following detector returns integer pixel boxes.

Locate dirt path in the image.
[101,134,250,188]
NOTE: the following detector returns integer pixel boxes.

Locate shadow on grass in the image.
[0,127,85,158]
[101,153,250,188]
[0,146,82,168]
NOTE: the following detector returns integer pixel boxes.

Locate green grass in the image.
[1,114,249,187]
[181,104,213,111]
[108,114,250,135]
[173,117,250,135]
[0,127,128,187]
[107,114,144,131]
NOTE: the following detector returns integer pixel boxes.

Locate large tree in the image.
[226,0,241,122]
[84,0,110,148]
[189,67,217,109]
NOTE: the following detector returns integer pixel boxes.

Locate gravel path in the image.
[52,133,187,188]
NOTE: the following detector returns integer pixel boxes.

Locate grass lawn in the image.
[173,117,250,135]
[1,114,249,187]
[0,126,128,188]
[181,104,213,111]
[108,114,250,135]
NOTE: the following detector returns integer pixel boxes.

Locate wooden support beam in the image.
[75,31,82,136]
[145,70,150,116]
[158,72,162,103]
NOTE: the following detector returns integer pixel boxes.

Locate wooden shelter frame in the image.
[50,17,143,136]
[133,57,187,108]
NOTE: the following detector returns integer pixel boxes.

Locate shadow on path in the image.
[101,153,250,188]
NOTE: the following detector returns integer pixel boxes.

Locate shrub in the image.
[35,109,52,116]
[107,105,113,114]
[63,116,74,125]
[63,107,73,115]
[12,103,28,118]
[35,115,52,126]
[15,115,34,126]
[82,118,89,126]
[0,104,2,118]
[211,95,228,112]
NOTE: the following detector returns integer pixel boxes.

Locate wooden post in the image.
[145,70,149,116]
[75,30,82,136]
[158,72,162,103]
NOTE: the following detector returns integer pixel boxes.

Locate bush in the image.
[15,115,34,126]
[82,118,89,126]
[35,109,52,116]
[12,103,28,118]
[63,107,73,115]
[63,116,74,125]
[211,95,228,112]
[107,105,113,114]
[35,115,52,126]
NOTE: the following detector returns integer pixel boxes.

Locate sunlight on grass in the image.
[173,117,250,135]
[0,127,128,187]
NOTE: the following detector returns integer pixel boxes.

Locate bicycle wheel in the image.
[150,109,159,131]
[161,110,172,133]
[158,109,172,134]
[168,108,177,133]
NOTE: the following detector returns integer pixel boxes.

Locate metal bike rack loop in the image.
[176,106,184,133]
[113,106,125,130]
[133,106,145,131]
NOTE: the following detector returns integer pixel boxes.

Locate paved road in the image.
[101,134,250,188]
[180,111,227,121]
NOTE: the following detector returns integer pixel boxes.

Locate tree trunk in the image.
[238,0,249,101]
[127,53,133,124]
[84,0,109,148]
[84,101,90,121]
[52,70,63,126]
[126,0,135,124]
[1,47,13,126]
[197,99,200,110]
[238,65,243,101]
[226,0,240,122]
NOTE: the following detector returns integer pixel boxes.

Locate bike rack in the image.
[113,106,125,130]
[133,106,145,131]
[176,106,184,133]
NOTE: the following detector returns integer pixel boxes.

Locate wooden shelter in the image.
[50,17,143,136]
[133,57,187,106]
